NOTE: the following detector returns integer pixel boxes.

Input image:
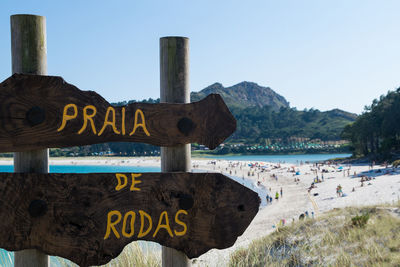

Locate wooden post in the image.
[160,37,191,267]
[11,14,49,267]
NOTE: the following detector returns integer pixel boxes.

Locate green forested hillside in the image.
[192,81,356,144]
[230,106,356,143]
[341,88,400,159]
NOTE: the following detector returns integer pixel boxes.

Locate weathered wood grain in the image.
[0,172,260,266]
[0,74,236,152]
[160,36,192,267]
[11,14,50,266]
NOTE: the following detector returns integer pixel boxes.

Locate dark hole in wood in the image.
[178,194,194,210]
[161,195,171,207]
[70,222,83,231]
[26,106,45,126]
[237,204,245,212]
[177,117,196,136]
[28,199,47,218]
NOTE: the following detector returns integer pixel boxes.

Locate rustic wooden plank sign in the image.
[0,74,236,152]
[0,172,260,266]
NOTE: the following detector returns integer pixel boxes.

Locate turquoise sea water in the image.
[0,164,160,173]
[0,153,349,266]
[203,153,351,164]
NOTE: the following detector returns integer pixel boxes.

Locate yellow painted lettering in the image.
[98,106,120,136]
[129,109,150,136]
[57,104,77,132]
[115,173,128,191]
[104,210,122,239]
[121,107,126,135]
[174,210,188,236]
[138,210,152,238]
[130,173,142,191]
[122,211,136,238]
[78,105,97,134]
[153,211,173,238]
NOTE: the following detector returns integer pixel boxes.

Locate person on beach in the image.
[280,187,283,197]
[275,191,279,200]
[336,184,343,197]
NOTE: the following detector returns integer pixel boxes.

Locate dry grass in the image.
[0,240,161,267]
[58,241,161,267]
[229,203,400,267]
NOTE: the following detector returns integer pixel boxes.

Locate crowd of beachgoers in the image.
[191,158,400,265]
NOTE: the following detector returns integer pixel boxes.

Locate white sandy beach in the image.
[1,156,399,266]
[190,159,400,266]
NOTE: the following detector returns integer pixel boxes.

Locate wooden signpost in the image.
[3,15,260,267]
[160,36,192,267]
[0,172,259,266]
[0,74,236,151]
[11,14,50,267]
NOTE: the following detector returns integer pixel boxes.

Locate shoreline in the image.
[193,151,351,156]
[0,152,353,166]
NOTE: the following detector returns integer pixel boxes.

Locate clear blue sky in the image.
[1,0,400,114]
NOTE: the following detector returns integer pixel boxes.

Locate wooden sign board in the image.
[0,74,236,152]
[0,172,260,266]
